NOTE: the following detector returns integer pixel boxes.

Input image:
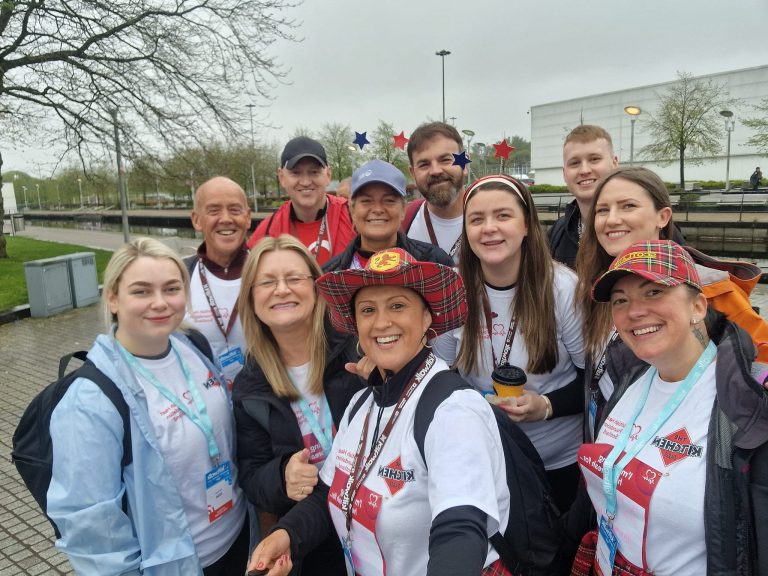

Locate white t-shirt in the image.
[579,362,716,576]
[432,265,585,470]
[287,363,333,467]
[406,203,463,264]
[135,338,245,567]
[187,261,247,386]
[320,356,509,576]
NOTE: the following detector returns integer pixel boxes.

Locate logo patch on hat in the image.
[615,250,656,268]
[370,251,402,272]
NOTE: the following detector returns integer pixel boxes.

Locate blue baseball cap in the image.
[351,160,407,198]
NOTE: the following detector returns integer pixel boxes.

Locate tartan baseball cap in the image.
[316,248,467,335]
[592,240,702,302]
[351,160,407,198]
[281,136,328,169]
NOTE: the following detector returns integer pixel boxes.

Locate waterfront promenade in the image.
[2,226,768,574]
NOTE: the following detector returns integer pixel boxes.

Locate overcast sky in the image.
[6,0,768,173]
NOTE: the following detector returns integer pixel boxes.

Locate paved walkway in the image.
[2,227,768,574]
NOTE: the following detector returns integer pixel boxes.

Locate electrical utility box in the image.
[23,257,74,318]
[64,252,100,308]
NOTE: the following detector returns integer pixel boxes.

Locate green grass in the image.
[0,237,113,310]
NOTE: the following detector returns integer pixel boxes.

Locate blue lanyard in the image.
[601,341,716,519]
[296,396,334,459]
[118,338,221,463]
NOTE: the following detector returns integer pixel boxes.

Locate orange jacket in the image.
[686,247,768,362]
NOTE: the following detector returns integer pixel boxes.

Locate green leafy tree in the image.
[317,123,357,180]
[365,120,410,174]
[641,71,736,190]
[743,98,768,155]
[0,0,295,257]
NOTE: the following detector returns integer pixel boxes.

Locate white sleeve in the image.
[423,390,507,535]
[431,328,460,367]
[47,378,142,575]
[319,388,368,486]
[555,266,586,369]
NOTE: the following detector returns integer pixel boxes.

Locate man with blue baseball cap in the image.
[323,159,453,271]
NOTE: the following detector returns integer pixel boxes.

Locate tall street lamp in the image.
[476,142,487,177]
[435,50,451,122]
[624,105,642,165]
[35,184,41,209]
[462,129,475,183]
[720,110,735,193]
[77,177,84,208]
[22,185,28,210]
[246,103,258,211]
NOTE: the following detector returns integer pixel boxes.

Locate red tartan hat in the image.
[316,248,466,335]
[592,240,702,302]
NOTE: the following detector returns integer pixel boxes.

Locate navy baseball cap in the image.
[281,137,328,169]
[351,160,407,198]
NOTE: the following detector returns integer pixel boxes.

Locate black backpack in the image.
[11,330,214,538]
[348,370,564,576]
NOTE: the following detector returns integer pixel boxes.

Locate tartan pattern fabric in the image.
[592,240,702,302]
[316,248,467,336]
[570,530,655,576]
[482,558,514,576]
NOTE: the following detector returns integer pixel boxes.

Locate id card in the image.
[341,535,355,576]
[219,347,245,386]
[595,516,618,576]
[206,461,234,523]
[588,398,598,439]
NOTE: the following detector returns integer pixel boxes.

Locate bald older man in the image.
[185,176,252,386]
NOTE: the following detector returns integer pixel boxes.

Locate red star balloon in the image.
[392,131,409,150]
[493,139,515,160]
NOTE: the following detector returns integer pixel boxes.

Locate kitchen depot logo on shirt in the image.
[652,427,703,466]
[377,456,415,496]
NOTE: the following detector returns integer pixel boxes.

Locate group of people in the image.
[42,121,768,576]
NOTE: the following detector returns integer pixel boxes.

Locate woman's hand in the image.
[247,529,293,575]
[496,392,550,422]
[345,355,376,380]
[285,448,318,501]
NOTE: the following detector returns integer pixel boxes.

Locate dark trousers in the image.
[203,518,250,576]
[545,461,581,514]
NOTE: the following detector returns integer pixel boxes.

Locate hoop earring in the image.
[356,340,364,357]
[422,327,438,349]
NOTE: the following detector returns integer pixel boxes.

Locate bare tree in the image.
[641,71,736,190]
[743,98,768,156]
[0,0,296,257]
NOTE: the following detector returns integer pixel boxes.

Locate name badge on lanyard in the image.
[206,461,234,523]
[596,516,619,576]
[219,346,245,385]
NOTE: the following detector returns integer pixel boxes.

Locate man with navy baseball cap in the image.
[323,159,453,271]
[247,136,355,265]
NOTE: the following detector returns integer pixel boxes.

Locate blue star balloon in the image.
[353,131,370,150]
[452,151,471,169]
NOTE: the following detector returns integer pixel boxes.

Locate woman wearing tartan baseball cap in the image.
[248,248,516,576]
[564,239,768,576]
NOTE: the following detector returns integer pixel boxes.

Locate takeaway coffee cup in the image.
[492,364,527,398]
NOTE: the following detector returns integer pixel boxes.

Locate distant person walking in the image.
[750,167,762,191]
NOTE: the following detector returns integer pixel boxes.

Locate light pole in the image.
[35,184,41,209]
[624,105,642,165]
[435,50,451,122]
[462,129,475,183]
[109,108,130,242]
[720,110,735,193]
[77,178,83,208]
[246,103,258,211]
[476,143,487,177]
[22,185,28,210]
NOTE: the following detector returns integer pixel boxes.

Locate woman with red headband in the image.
[433,174,585,513]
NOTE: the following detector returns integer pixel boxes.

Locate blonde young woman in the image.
[433,174,585,513]
[47,237,248,575]
[232,235,364,576]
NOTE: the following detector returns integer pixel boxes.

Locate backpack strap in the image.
[401,198,426,233]
[183,328,215,363]
[413,369,469,464]
[347,388,373,425]
[76,361,133,469]
[183,254,198,277]
[58,351,89,378]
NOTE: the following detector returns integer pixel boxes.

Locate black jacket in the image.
[232,321,364,576]
[565,317,768,575]
[547,200,580,270]
[322,231,454,272]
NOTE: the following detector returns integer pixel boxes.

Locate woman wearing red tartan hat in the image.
[565,240,768,576]
[246,248,514,576]
[432,174,586,514]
